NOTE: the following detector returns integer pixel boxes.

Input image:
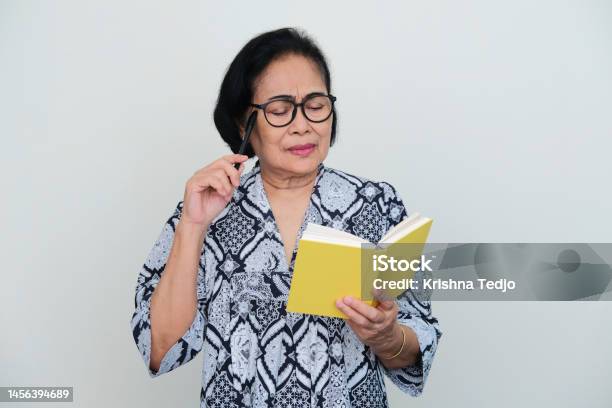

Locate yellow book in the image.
[286,213,433,318]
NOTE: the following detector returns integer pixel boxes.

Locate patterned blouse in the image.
[130,159,442,408]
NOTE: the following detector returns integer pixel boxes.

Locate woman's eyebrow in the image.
[266,91,327,102]
[267,94,294,101]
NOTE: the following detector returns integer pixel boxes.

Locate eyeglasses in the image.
[250,93,337,127]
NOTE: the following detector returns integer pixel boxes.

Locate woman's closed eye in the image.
[266,100,292,115]
[270,109,291,116]
[306,106,323,112]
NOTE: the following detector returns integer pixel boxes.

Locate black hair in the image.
[213,27,337,157]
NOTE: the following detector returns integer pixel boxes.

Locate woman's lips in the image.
[288,143,316,157]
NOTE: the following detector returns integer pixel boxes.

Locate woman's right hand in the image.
[180,154,249,229]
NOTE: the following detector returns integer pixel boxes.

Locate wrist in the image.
[176,218,208,239]
[374,323,404,359]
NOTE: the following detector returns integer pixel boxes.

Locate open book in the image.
[286,213,433,318]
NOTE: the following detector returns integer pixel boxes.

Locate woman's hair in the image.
[213,27,338,157]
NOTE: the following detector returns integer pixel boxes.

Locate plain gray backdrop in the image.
[1,0,611,407]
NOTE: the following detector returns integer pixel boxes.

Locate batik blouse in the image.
[130,159,442,408]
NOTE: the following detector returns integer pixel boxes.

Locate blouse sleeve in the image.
[377,182,443,397]
[129,201,206,378]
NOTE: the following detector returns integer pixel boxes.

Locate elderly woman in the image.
[130,27,442,408]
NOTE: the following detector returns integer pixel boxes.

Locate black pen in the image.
[235,111,258,169]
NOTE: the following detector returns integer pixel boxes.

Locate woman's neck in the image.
[259,163,318,197]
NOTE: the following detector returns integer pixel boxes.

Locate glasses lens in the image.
[265,100,294,126]
[304,95,333,122]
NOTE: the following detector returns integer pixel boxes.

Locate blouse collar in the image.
[247,157,326,270]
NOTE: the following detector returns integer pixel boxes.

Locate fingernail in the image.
[344,296,353,304]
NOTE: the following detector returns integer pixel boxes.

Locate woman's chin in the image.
[283,153,323,174]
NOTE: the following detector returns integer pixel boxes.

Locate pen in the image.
[235,111,258,169]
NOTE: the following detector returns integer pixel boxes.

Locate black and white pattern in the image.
[131,159,442,407]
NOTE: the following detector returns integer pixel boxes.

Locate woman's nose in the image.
[288,106,310,133]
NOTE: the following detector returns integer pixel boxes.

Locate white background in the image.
[1,0,611,407]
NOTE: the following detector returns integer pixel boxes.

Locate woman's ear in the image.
[236,111,251,139]
[236,119,245,139]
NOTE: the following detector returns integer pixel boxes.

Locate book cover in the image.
[286,214,433,318]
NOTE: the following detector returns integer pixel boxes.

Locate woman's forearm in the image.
[148,219,207,372]
[374,323,421,370]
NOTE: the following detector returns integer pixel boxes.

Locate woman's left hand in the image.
[335,294,403,358]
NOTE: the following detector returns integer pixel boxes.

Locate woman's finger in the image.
[187,172,217,194]
[204,176,225,196]
[377,299,397,311]
[197,172,229,196]
[342,296,385,324]
[371,287,394,303]
[336,298,374,327]
[192,154,247,180]
[211,172,233,196]
[221,153,249,165]
[216,158,243,187]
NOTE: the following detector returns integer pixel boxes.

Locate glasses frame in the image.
[250,93,337,128]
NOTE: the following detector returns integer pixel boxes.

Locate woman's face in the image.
[246,54,332,178]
